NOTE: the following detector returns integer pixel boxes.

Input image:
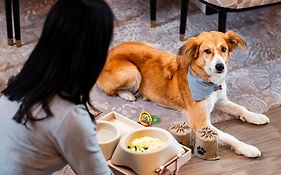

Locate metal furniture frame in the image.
[4,0,22,47]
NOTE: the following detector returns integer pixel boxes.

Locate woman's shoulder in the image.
[50,95,89,119]
[51,96,96,137]
[45,95,93,134]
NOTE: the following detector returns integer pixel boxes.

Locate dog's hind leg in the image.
[97,62,141,101]
[117,65,141,101]
[117,90,136,101]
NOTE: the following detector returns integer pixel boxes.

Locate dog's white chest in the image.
[204,82,226,114]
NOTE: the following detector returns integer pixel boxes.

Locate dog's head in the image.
[177,31,246,83]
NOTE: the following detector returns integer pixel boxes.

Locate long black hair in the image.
[2,0,114,124]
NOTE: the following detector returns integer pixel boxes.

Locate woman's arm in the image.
[54,105,113,175]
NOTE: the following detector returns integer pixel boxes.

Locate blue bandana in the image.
[188,68,222,101]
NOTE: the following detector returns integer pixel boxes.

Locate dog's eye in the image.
[221,47,227,53]
[203,49,211,54]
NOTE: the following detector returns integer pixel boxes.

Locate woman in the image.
[0,0,114,174]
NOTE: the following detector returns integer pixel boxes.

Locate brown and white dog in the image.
[97,31,269,158]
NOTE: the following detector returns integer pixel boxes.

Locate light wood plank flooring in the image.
[179,106,281,175]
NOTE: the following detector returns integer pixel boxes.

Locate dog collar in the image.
[187,68,222,101]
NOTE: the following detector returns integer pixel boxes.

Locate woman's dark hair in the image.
[2,0,114,124]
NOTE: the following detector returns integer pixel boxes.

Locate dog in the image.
[97,31,270,158]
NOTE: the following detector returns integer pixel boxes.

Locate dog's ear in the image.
[177,37,199,68]
[225,31,247,52]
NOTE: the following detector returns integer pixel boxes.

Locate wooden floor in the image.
[179,106,281,175]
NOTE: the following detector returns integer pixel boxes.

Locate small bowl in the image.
[96,121,121,160]
[111,127,185,174]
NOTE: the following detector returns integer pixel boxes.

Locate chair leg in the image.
[12,0,21,47]
[150,0,157,28]
[205,5,217,15]
[4,0,14,46]
[179,0,189,41]
[218,11,227,32]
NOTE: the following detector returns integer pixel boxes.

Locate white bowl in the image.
[111,127,185,175]
[96,121,122,160]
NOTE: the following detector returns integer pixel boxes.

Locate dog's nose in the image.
[215,63,224,72]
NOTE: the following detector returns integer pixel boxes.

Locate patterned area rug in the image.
[1,0,281,127]
[92,0,281,127]
[0,1,281,174]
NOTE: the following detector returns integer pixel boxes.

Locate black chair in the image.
[4,0,22,47]
[198,0,281,33]
[149,0,190,41]
[180,0,281,39]
[150,0,281,41]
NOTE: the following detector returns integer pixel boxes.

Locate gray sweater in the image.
[0,95,113,175]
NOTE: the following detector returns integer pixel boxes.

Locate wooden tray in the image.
[98,112,192,175]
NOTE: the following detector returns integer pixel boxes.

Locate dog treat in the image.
[168,122,193,148]
[194,127,220,160]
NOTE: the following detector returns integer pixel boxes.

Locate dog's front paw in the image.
[235,142,261,158]
[240,112,269,125]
